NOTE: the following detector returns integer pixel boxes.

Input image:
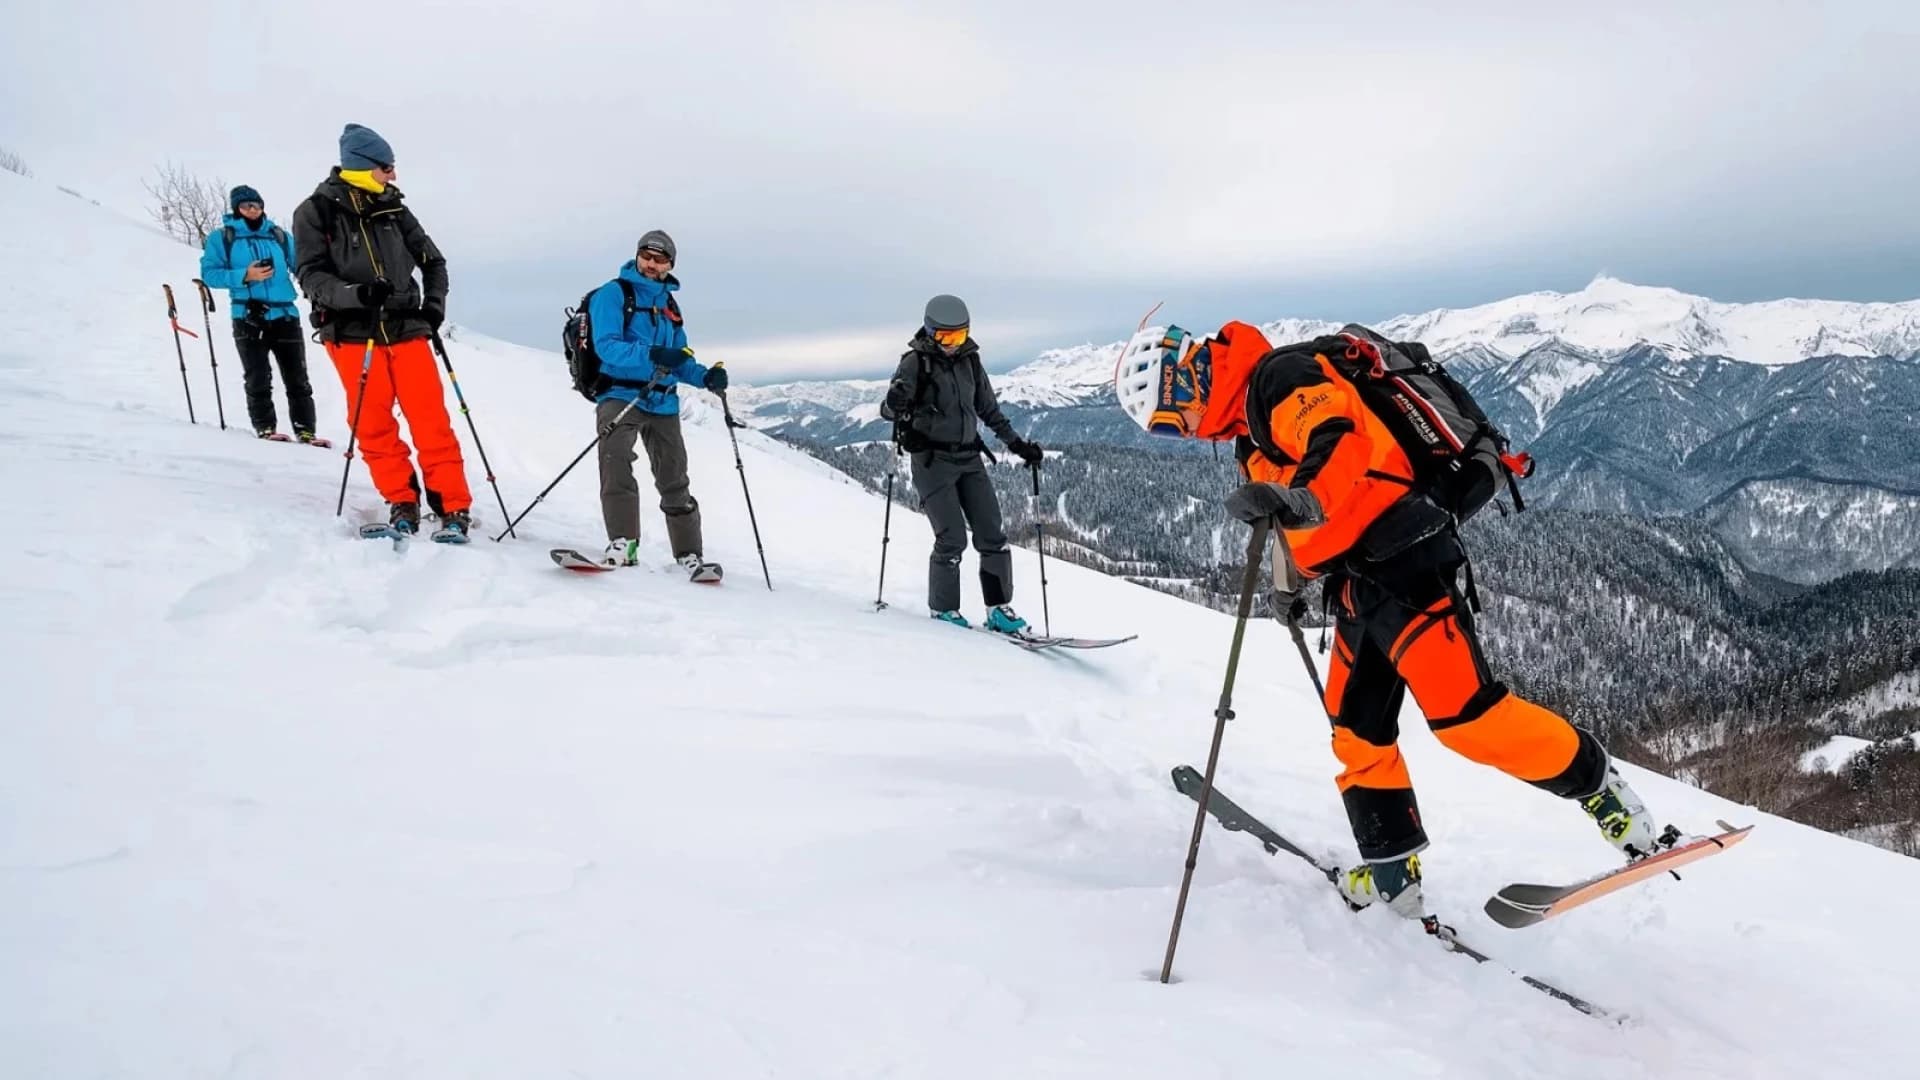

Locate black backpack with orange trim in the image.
[1328,324,1532,524]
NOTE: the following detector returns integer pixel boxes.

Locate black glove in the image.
[419,300,445,329]
[1224,482,1325,528]
[882,382,913,420]
[703,365,729,393]
[1008,437,1043,465]
[356,279,395,309]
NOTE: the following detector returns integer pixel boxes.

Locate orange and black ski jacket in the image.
[1215,339,1444,576]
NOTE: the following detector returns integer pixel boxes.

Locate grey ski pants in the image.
[596,399,702,558]
[911,449,1011,612]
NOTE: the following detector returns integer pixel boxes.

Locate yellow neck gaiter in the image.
[339,169,386,194]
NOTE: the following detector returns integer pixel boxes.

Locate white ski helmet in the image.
[1115,323,1211,438]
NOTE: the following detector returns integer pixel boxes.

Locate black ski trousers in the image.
[233,317,316,436]
[910,448,1011,613]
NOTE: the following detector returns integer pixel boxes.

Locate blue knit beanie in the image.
[229,185,264,212]
[339,123,395,170]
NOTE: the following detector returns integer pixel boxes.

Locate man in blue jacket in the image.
[197,185,319,442]
[591,230,728,580]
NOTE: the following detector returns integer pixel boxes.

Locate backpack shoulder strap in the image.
[222,225,236,261]
[616,278,638,335]
[271,225,292,265]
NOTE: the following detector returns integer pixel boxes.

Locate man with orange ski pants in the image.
[1115,320,1666,917]
[292,123,471,539]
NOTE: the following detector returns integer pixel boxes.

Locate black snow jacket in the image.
[880,332,1018,453]
[290,170,447,345]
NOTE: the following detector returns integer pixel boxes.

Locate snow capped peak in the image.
[985,278,1920,400]
[1376,276,1920,366]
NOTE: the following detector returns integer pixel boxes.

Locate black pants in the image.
[910,449,1011,612]
[233,318,316,435]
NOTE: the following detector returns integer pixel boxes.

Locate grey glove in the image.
[1225,482,1325,528]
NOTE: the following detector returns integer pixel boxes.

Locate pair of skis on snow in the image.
[549,547,724,584]
[873,600,1136,651]
[259,432,333,448]
[980,627,1136,652]
[358,520,471,547]
[1170,765,1751,1020]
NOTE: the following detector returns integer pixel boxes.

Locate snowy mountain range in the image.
[732,279,1920,582]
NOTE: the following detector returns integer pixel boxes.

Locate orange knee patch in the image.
[1431,693,1579,784]
[1331,726,1411,792]
[1395,610,1480,720]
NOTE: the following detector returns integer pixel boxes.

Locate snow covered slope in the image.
[4,170,1918,1079]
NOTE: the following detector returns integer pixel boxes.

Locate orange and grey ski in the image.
[1484,821,1753,929]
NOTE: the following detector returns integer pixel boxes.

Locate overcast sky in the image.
[7,0,1918,379]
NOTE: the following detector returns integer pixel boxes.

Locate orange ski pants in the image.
[327,337,471,514]
[1321,562,1606,861]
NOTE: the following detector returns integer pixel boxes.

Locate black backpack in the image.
[1329,324,1533,523]
[223,224,293,268]
[561,279,683,402]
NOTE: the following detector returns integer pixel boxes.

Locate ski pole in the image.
[1271,531,1325,704]
[491,373,663,541]
[190,279,227,430]
[1160,517,1271,985]
[163,284,198,424]
[1029,459,1052,637]
[335,298,385,517]
[718,390,772,590]
[874,439,901,610]
[429,329,514,538]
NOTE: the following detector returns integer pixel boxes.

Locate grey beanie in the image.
[339,123,395,170]
[923,294,970,331]
[637,229,677,265]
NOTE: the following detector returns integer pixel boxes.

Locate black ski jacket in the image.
[291,170,447,345]
[880,332,1018,452]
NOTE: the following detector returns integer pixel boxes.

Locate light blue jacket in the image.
[197,214,300,320]
[589,262,708,413]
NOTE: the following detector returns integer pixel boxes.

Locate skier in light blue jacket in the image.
[197,185,318,441]
[588,230,728,579]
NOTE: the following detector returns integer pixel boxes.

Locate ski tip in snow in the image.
[550,548,614,573]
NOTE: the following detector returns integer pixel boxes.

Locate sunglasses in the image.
[638,248,673,264]
[930,325,969,348]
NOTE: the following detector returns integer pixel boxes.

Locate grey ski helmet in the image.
[923,294,970,332]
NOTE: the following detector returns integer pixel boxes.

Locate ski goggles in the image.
[1147,326,1211,437]
[929,325,969,348]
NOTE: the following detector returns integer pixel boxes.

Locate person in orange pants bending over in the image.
[1115,320,1666,918]
[292,123,470,539]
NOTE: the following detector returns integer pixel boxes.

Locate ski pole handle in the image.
[163,283,178,319]
[1029,460,1040,498]
[192,278,214,312]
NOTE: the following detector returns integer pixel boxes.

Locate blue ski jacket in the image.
[589,261,708,414]
[198,214,300,321]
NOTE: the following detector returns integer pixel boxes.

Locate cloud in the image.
[9,0,1918,379]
